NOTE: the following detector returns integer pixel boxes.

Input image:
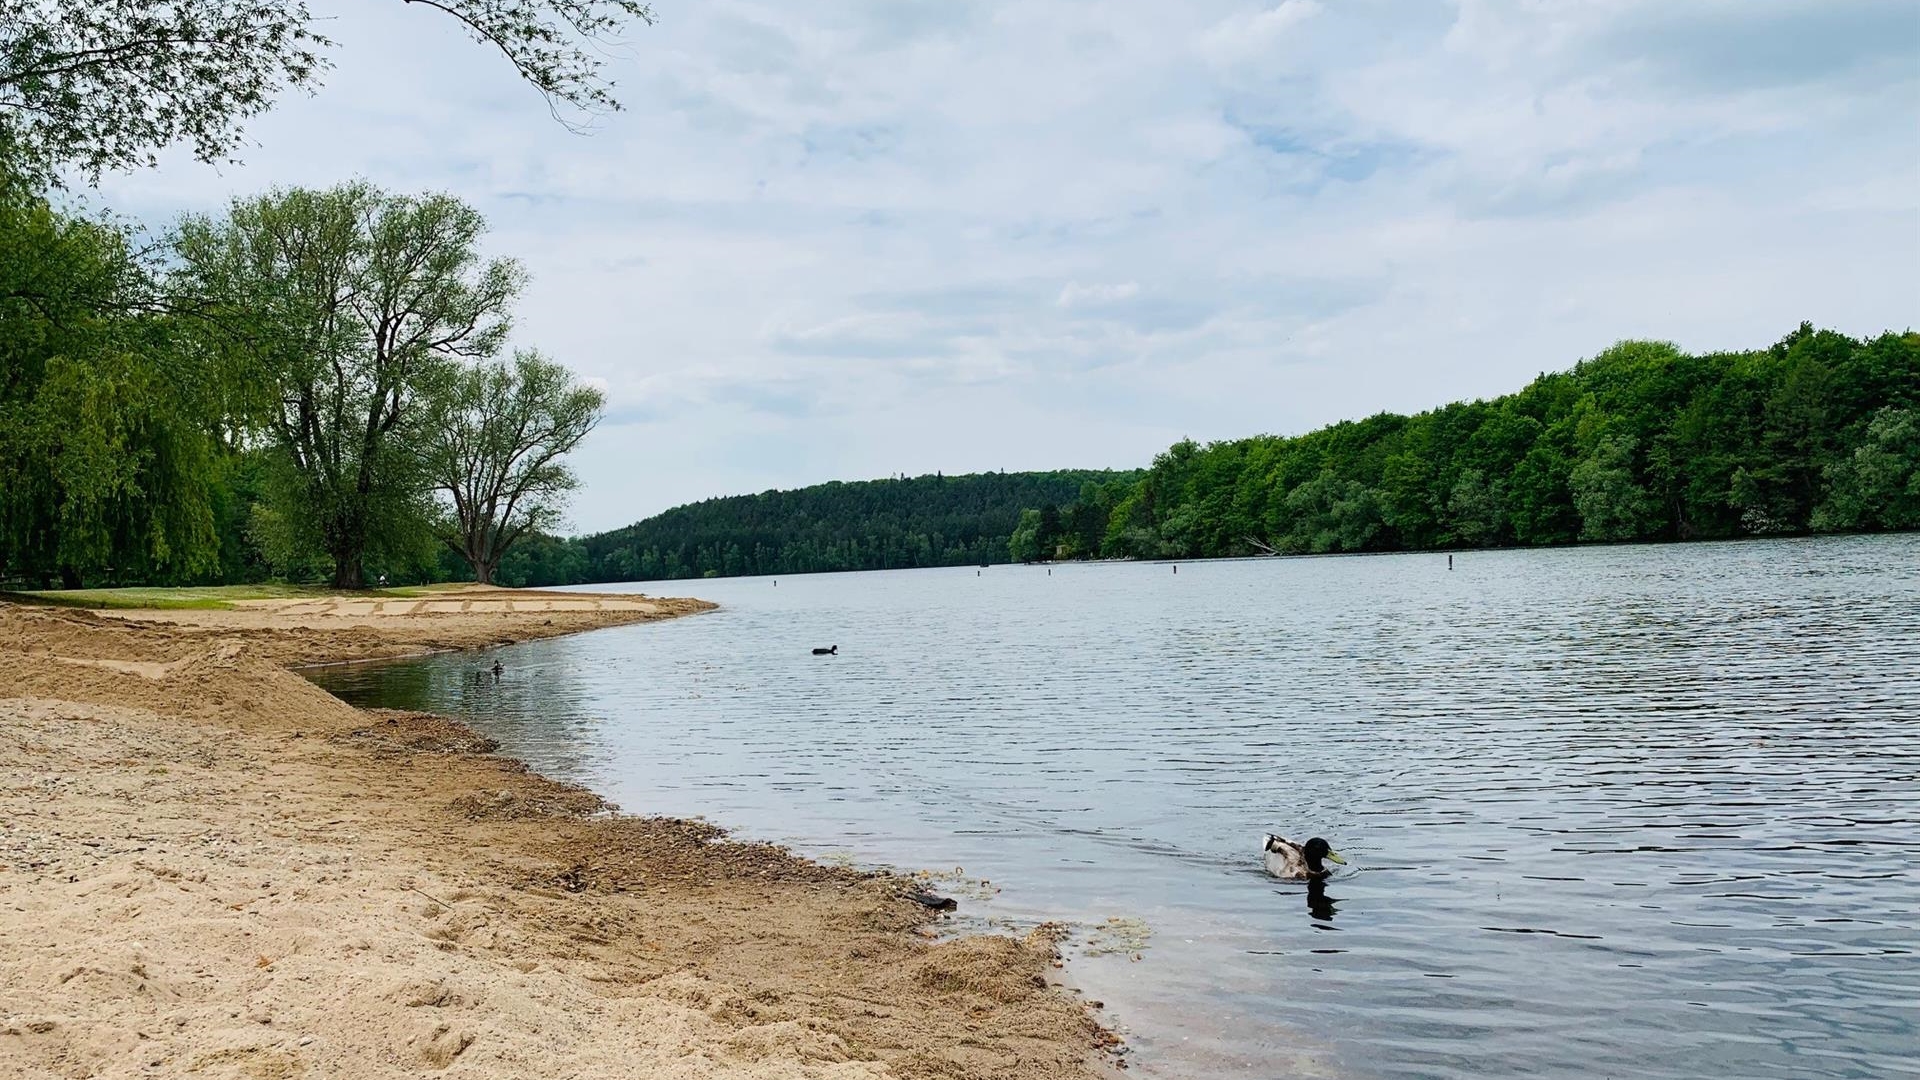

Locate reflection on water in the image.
[1306,880,1339,923]
[309,535,1920,1080]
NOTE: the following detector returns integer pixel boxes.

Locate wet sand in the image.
[0,594,1114,1079]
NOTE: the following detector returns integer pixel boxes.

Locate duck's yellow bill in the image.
[1325,850,1347,865]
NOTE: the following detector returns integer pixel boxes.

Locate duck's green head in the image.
[1304,837,1346,867]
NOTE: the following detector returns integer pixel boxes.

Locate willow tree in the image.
[424,350,603,585]
[0,181,220,586]
[1,0,655,184]
[173,182,522,589]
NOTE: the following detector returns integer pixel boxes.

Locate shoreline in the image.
[570,527,1920,587]
[0,593,1116,1079]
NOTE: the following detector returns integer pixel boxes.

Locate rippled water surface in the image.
[310,536,1920,1079]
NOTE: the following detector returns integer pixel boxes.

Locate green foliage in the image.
[1279,471,1383,554]
[1027,326,1918,561]
[422,0,659,121]
[584,471,1142,581]
[495,532,592,588]
[0,182,221,586]
[1007,509,1042,563]
[1007,504,1068,562]
[1814,407,1920,531]
[2,172,603,592]
[171,182,523,588]
[1570,434,1657,541]
[1,0,655,185]
[1445,468,1504,546]
[425,349,603,584]
[0,0,323,183]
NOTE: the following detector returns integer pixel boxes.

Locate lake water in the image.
[308,535,1920,1079]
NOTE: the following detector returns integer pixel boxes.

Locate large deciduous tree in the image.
[1,0,654,183]
[173,181,522,589]
[424,349,603,585]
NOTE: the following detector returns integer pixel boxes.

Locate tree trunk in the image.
[473,556,496,586]
[332,552,365,590]
[58,565,82,589]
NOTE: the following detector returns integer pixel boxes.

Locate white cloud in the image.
[1056,281,1142,307]
[1196,0,1323,66]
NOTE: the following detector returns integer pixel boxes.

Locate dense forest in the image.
[571,471,1143,582]
[1009,326,1918,562]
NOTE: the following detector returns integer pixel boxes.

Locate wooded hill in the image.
[1008,325,1918,562]
[577,471,1142,581]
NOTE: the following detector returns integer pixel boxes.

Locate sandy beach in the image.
[0,592,1113,1079]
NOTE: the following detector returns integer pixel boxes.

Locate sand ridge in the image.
[86,586,715,669]
[0,599,1115,1079]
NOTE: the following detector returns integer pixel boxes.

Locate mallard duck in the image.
[1262,834,1346,880]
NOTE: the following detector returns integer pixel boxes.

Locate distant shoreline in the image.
[565,527,1920,586]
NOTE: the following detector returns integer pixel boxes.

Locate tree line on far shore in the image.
[571,471,1143,582]
[1008,326,1919,563]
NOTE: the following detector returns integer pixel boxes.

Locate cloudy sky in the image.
[103,0,1919,533]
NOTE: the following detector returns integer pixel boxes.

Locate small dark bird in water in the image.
[812,645,838,655]
[1262,834,1346,880]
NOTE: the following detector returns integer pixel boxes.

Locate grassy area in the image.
[0,582,466,610]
